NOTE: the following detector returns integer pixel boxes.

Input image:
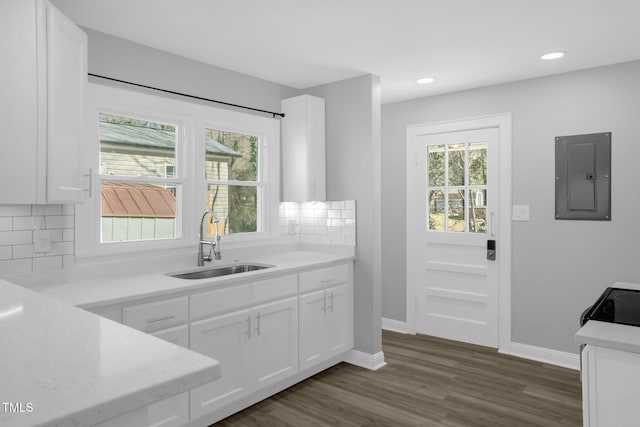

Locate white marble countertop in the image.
[575,282,640,354]
[10,243,355,309]
[0,279,221,427]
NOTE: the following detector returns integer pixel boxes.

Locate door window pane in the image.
[447,144,465,186]
[99,113,176,178]
[447,190,465,232]
[469,189,487,233]
[427,145,445,186]
[428,190,445,231]
[468,142,487,185]
[427,140,488,234]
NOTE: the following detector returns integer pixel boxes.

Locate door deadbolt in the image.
[487,240,496,261]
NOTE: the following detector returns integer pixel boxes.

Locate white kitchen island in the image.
[0,279,220,427]
[575,282,640,427]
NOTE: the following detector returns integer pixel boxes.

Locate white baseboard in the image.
[505,342,580,370]
[344,350,387,371]
[381,317,408,334]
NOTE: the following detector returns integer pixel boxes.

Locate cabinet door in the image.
[325,284,352,357]
[147,392,188,427]
[251,297,298,389]
[586,345,640,427]
[299,290,326,371]
[0,0,39,203]
[190,309,251,420]
[281,95,325,201]
[46,1,87,202]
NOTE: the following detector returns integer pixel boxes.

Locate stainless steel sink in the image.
[169,264,271,280]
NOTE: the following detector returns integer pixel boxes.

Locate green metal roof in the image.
[99,121,241,157]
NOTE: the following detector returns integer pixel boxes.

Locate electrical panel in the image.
[555,132,611,220]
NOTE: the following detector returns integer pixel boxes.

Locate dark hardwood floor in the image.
[215,330,582,426]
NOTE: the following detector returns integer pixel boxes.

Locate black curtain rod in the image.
[88,73,285,118]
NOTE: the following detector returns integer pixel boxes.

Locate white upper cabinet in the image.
[281,94,326,201]
[0,0,88,204]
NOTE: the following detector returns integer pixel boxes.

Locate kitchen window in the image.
[98,113,181,242]
[205,128,260,235]
[75,83,280,257]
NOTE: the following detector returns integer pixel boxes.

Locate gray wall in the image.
[84,28,298,114]
[307,75,383,355]
[382,60,640,354]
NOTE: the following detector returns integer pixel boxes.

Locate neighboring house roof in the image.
[102,182,176,218]
[99,121,241,157]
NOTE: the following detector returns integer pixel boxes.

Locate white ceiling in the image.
[51,0,640,104]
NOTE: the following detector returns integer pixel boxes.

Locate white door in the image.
[408,126,500,348]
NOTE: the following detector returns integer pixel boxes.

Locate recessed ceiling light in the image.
[541,51,566,61]
[416,77,435,84]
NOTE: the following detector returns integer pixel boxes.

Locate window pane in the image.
[99,113,176,178]
[469,142,487,185]
[428,190,445,231]
[205,129,258,182]
[447,144,465,186]
[207,184,257,234]
[427,145,445,187]
[469,189,487,233]
[447,189,465,232]
[100,181,177,242]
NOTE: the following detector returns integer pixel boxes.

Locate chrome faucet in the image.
[198,210,222,266]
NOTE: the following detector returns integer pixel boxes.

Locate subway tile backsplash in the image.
[279,200,356,246]
[0,201,354,276]
[0,205,75,275]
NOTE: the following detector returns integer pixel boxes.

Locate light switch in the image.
[512,205,530,221]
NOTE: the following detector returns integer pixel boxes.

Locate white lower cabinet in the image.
[151,324,189,349]
[95,406,147,427]
[95,393,188,427]
[299,284,351,371]
[87,262,352,426]
[581,344,640,427]
[147,393,189,427]
[189,296,298,420]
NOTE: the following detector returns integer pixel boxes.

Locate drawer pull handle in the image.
[147,315,175,323]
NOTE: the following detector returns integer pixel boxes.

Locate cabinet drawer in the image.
[251,275,298,304]
[190,284,251,320]
[87,304,122,323]
[299,264,349,293]
[148,391,189,427]
[151,324,189,349]
[123,296,188,332]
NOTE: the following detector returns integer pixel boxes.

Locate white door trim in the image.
[406,113,512,352]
